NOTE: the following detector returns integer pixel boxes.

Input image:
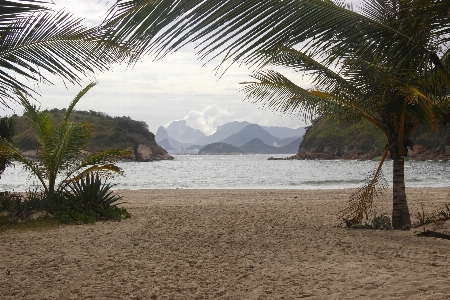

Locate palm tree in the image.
[243,45,445,229]
[0,82,130,200]
[102,0,450,229]
[0,0,128,108]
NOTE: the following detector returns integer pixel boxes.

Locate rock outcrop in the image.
[132,142,174,162]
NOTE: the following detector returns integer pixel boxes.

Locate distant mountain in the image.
[239,138,301,154]
[262,126,306,139]
[277,136,302,147]
[194,121,250,145]
[198,142,245,155]
[157,138,174,150]
[238,138,277,154]
[155,126,169,142]
[185,144,202,151]
[156,120,306,153]
[166,120,206,143]
[220,124,280,147]
[163,137,192,150]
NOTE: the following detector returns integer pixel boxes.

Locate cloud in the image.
[183,106,235,135]
[234,108,307,129]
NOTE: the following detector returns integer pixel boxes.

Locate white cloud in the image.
[236,109,307,129]
[183,106,235,135]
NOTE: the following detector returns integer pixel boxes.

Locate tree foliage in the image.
[0,0,129,107]
[0,83,130,199]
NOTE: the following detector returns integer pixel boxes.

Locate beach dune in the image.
[1,188,450,299]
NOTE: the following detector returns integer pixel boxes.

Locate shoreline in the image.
[2,188,450,299]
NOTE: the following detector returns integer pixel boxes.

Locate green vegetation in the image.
[301,117,386,154]
[0,84,131,229]
[0,117,16,177]
[13,108,156,152]
[350,213,392,230]
[301,116,450,156]
[198,142,245,154]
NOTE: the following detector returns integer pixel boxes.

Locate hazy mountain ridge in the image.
[157,120,305,154]
[165,120,206,143]
[194,121,250,145]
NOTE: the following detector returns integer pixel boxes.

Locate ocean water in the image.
[1,155,450,191]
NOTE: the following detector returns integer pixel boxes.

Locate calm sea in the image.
[1,155,450,191]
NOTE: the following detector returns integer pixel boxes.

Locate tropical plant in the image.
[0,82,130,202]
[0,116,16,177]
[57,171,129,224]
[0,0,128,108]
[65,172,123,210]
[102,0,450,229]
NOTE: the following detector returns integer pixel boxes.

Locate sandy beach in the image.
[1,188,450,299]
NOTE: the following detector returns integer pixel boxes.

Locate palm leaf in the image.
[339,147,390,227]
[0,0,48,29]
[0,10,129,107]
[0,139,48,190]
[242,69,367,124]
[68,164,124,184]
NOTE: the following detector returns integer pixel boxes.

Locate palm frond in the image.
[105,0,372,65]
[398,84,437,131]
[78,149,131,169]
[0,0,48,29]
[64,82,97,122]
[0,139,47,190]
[104,0,448,75]
[339,147,389,227]
[0,10,129,107]
[68,164,124,184]
[15,89,51,149]
[242,69,364,123]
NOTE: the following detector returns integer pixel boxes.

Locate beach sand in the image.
[1,188,450,299]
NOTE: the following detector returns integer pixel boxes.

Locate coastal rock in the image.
[134,143,174,162]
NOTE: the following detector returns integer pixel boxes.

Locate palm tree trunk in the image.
[392,156,411,229]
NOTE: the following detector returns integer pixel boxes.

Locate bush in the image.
[350,213,392,230]
[56,172,130,224]
[0,177,130,225]
[0,189,46,221]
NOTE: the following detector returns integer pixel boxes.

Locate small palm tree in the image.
[0,82,130,200]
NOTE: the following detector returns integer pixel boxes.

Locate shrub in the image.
[0,189,46,221]
[57,172,130,224]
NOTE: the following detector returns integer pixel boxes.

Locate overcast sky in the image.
[4,0,359,135]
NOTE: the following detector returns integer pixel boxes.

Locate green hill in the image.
[300,117,386,154]
[198,142,245,155]
[239,138,301,154]
[297,115,450,160]
[12,109,173,161]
